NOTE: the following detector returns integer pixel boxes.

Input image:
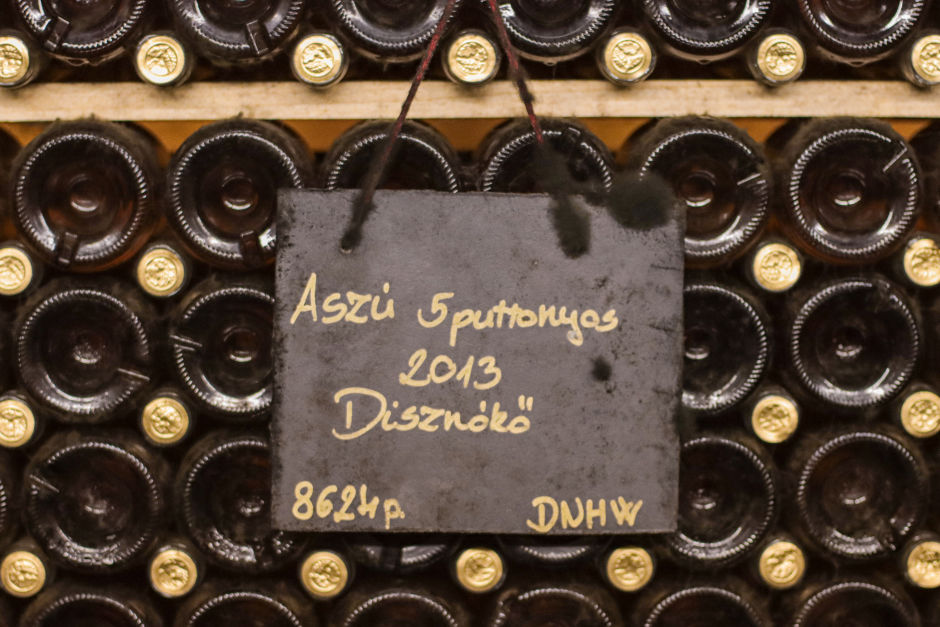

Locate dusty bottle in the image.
[779,117,922,264]
[640,0,774,62]
[0,241,43,299]
[0,390,43,450]
[168,0,306,66]
[451,546,506,595]
[11,119,161,272]
[626,116,771,267]
[634,577,771,626]
[0,451,18,550]
[12,0,155,65]
[744,384,801,445]
[0,537,54,599]
[492,0,619,64]
[169,275,273,421]
[14,278,157,423]
[796,0,928,65]
[442,27,501,85]
[682,277,771,415]
[345,534,457,574]
[745,29,807,86]
[786,578,920,626]
[325,0,464,63]
[175,430,307,573]
[21,582,163,626]
[332,582,471,626]
[750,533,807,591]
[486,580,623,626]
[497,535,607,568]
[0,28,44,88]
[666,433,778,569]
[324,119,463,191]
[23,430,169,573]
[173,579,315,626]
[791,426,929,562]
[133,30,195,87]
[787,274,921,410]
[166,119,311,270]
[479,118,613,195]
[148,536,205,600]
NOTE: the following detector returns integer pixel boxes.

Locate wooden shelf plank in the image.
[0,80,936,122]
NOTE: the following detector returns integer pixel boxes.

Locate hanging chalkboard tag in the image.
[272,190,682,534]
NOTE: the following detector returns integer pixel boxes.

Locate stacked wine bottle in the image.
[3,0,940,88]
[0,115,939,625]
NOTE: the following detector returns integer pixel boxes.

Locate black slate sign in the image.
[273,190,682,534]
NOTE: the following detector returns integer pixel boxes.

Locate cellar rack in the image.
[0,79,935,121]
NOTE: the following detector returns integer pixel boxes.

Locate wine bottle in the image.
[174,579,315,626]
[0,240,42,298]
[779,117,922,264]
[169,275,273,421]
[139,387,195,448]
[626,116,771,267]
[667,433,778,569]
[912,120,940,223]
[901,31,940,87]
[323,119,463,191]
[787,579,919,626]
[787,274,920,410]
[298,549,354,601]
[15,278,157,423]
[796,0,928,65]
[0,450,18,549]
[634,578,770,626]
[497,535,607,568]
[745,384,801,445]
[20,581,163,627]
[791,426,929,562]
[442,28,501,85]
[0,390,42,449]
[290,32,349,87]
[12,0,155,65]
[894,232,940,288]
[492,0,618,64]
[332,582,471,626]
[893,383,940,440]
[640,0,773,62]
[24,430,169,573]
[168,0,306,66]
[325,0,463,63]
[479,118,613,195]
[0,537,53,599]
[134,31,194,87]
[134,238,193,300]
[0,29,43,88]
[345,534,456,574]
[597,28,656,86]
[899,531,940,590]
[486,580,622,626]
[600,544,656,593]
[166,119,311,270]
[452,546,505,595]
[746,29,806,86]
[682,277,771,415]
[175,430,307,573]
[750,533,807,591]
[11,119,161,272]
[148,536,204,600]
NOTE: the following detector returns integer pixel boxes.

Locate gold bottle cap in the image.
[136,245,187,298]
[752,242,802,292]
[751,394,799,444]
[758,540,806,590]
[910,35,940,86]
[0,551,46,598]
[446,33,499,85]
[906,540,940,588]
[903,237,940,287]
[293,34,346,87]
[602,31,654,84]
[300,550,351,600]
[755,33,805,84]
[605,547,654,592]
[454,547,505,594]
[0,398,36,449]
[141,396,190,445]
[900,390,940,439]
[0,245,34,296]
[0,36,30,87]
[149,548,199,598]
[136,34,188,86]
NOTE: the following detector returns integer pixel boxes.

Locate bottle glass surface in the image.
[333,585,469,626]
[167,119,311,270]
[495,0,619,63]
[640,583,769,627]
[24,431,168,573]
[12,120,160,272]
[174,580,314,627]
[345,534,455,574]
[488,583,622,627]
[789,580,918,627]
[20,582,162,627]
[641,0,773,61]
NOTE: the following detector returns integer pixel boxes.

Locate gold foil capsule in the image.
[752,242,802,293]
[445,32,500,85]
[149,548,199,598]
[754,33,805,85]
[903,237,940,287]
[0,35,31,87]
[0,245,34,296]
[605,547,654,592]
[136,245,188,298]
[135,34,189,86]
[905,540,940,588]
[751,394,799,444]
[758,540,806,590]
[141,396,191,446]
[292,34,347,87]
[455,547,505,594]
[600,31,654,85]
[0,550,46,598]
[909,35,940,87]
[300,550,351,600]
[900,390,940,439]
[0,397,36,449]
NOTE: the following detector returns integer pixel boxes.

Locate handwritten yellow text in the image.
[399,349,502,391]
[290,272,395,325]
[525,496,643,533]
[292,482,405,530]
